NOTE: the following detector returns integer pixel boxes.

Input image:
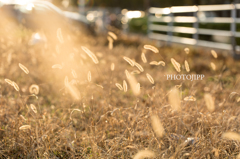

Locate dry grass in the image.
[1,13,240,159]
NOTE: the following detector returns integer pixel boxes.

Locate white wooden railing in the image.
[148,3,240,55]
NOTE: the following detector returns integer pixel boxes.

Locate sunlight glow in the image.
[86,13,94,21]
[192,5,198,11]
[126,11,144,19]
[162,8,171,14]
[0,0,51,5]
[26,3,34,11]
[0,0,29,5]
[121,9,128,15]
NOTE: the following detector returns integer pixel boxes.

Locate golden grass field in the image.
[1,13,240,159]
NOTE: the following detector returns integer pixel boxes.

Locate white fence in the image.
[148,3,240,55]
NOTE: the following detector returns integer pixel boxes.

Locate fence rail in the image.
[148,3,240,54]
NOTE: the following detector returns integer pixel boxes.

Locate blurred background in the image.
[1,0,240,51]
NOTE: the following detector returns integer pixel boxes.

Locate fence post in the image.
[147,9,151,35]
[231,3,240,59]
[193,6,199,45]
[167,9,173,45]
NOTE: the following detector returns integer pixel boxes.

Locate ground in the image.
[1,13,240,159]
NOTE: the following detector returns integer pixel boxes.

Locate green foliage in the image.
[128,17,148,34]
